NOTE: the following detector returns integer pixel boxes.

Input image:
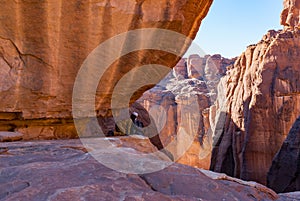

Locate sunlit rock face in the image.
[137,54,235,169]
[281,0,300,30]
[0,0,213,138]
[210,27,300,184]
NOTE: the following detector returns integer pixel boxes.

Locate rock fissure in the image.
[0,36,25,66]
[138,175,158,192]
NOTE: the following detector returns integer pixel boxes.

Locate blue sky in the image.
[194,0,283,58]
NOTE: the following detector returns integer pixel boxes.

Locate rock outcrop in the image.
[267,116,300,193]
[136,54,235,169]
[0,139,279,200]
[281,0,300,30]
[0,0,213,139]
[210,0,300,185]
[0,131,23,142]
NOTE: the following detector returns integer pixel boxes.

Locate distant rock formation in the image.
[267,116,300,193]
[210,0,300,185]
[0,0,213,139]
[136,54,235,169]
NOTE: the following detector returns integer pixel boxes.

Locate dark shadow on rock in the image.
[210,111,236,178]
[267,116,300,193]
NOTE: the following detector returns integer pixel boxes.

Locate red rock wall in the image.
[0,0,213,139]
[210,7,300,184]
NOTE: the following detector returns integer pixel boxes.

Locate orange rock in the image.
[281,0,300,30]
[0,0,213,138]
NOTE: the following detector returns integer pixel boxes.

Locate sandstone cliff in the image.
[0,0,213,139]
[136,54,235,169]
[210,0,300,185]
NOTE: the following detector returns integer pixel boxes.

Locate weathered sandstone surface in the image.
[210,0,300,186]
[0,139,279,200]
[0,0,213,138]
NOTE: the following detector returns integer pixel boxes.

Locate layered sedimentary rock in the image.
[137,54,235,169]
[0,0,213,139]
[210,1,300,185]
[267,116,300,193]
[0,139,279,200]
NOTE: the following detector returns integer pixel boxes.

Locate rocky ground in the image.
[0,138,287,201]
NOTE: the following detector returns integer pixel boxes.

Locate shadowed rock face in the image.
[0,0,213,138]
[267,116,300,193]
[210,7,300,185]
[0,139,279,200]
